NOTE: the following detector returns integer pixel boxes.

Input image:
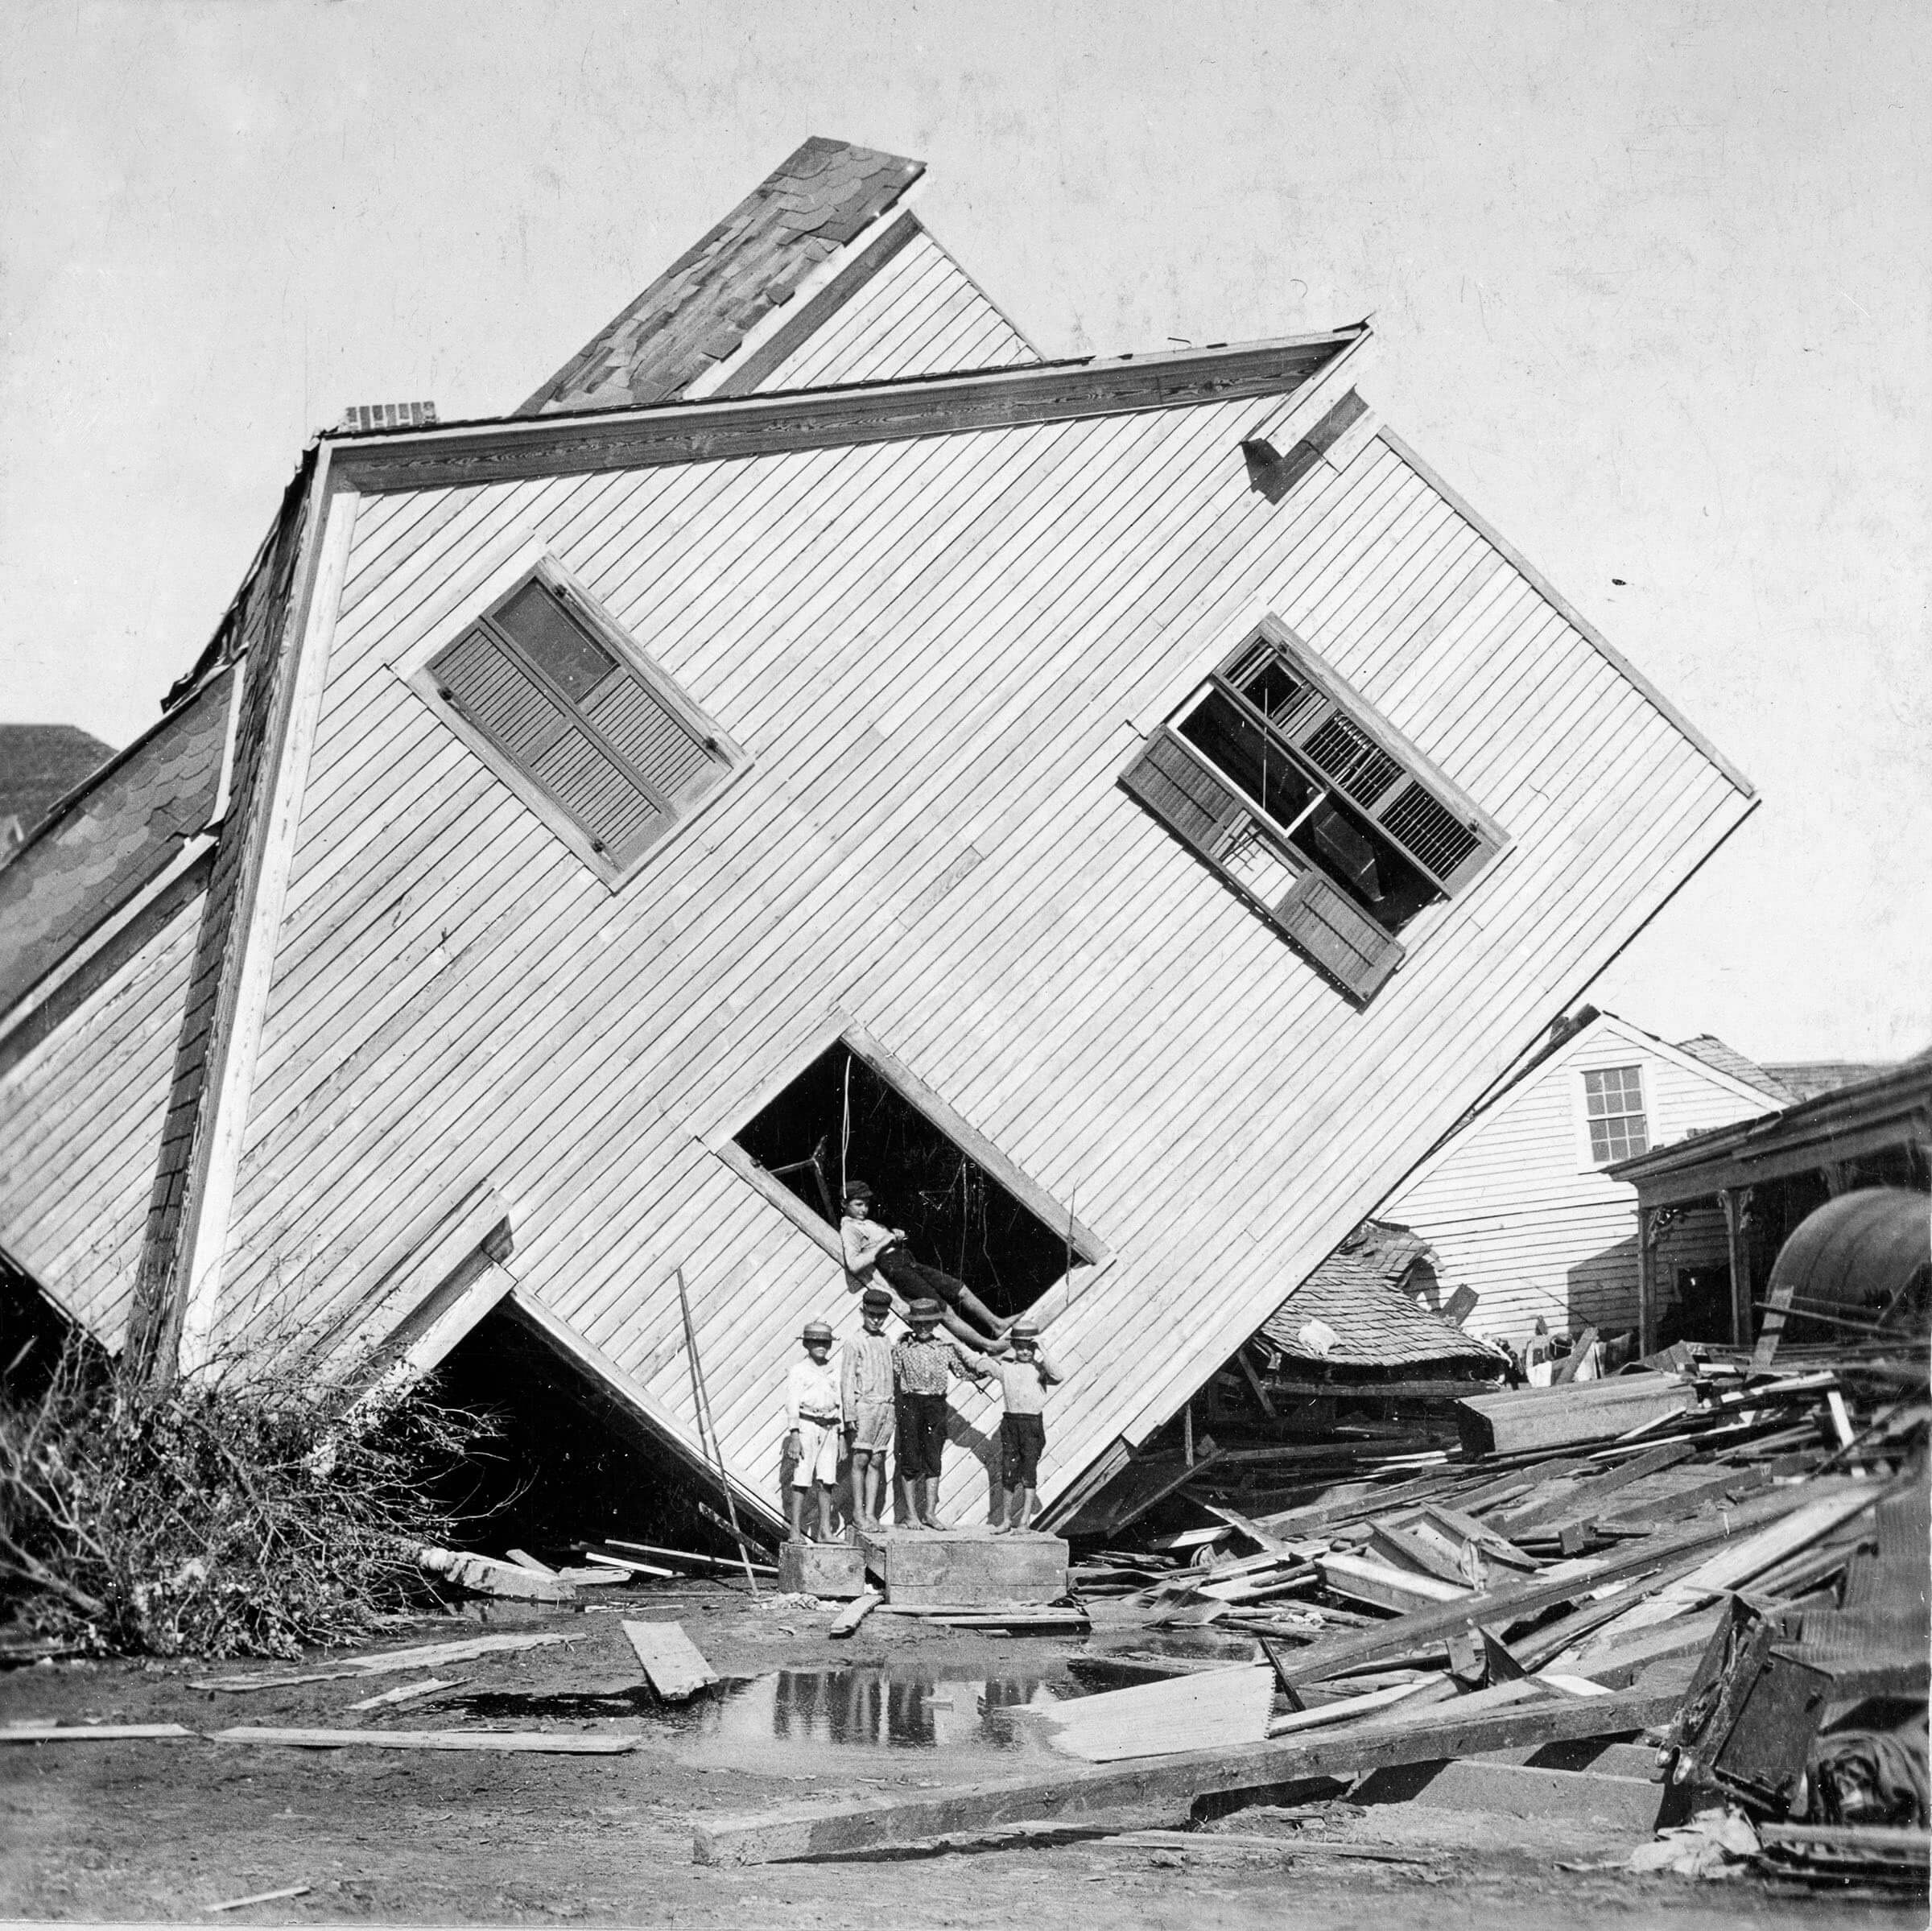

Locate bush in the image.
[0,1343,486,1659]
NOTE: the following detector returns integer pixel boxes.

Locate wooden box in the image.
[858,1528,1068,1606]
[777,1540,870,1599]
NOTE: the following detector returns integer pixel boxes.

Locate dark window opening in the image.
[1175,683,1444,932]
[733,1042,1089,1320]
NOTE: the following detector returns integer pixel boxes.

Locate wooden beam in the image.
[336,334,1361,495]
[691,1669,1691,1863]
[1720,1187,1753,1349]
[214,1727,634,1755]
[623,1620,719,1702]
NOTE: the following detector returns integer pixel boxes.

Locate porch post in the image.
[1719,1186,1754,1349]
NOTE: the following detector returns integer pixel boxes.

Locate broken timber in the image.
[691,1665,1693,1864]
[417,1545,580,1603]
[1039,1665,1275,1763]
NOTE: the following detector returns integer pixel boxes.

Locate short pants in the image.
[791,1417,840,1488]
[849,1400,895,1452]
[896,1391,948,1481]
[1000,1412,1046,1489]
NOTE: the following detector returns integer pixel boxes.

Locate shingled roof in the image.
[1260,1219,1502,1369]
[0,724,115,857]
[1675,1033,1796,1104]
[518,137,924,415]
[0,674,230,1017]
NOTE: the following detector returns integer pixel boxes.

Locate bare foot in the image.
[923,1516,951,1532]
[989,1522,1011,1536]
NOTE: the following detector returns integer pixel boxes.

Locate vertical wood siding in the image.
[0,899,204,1346]
[1385,1025,1785,1340]
[210,400,1753,1519]
[752,229,1034,391]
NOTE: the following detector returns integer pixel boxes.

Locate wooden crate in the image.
[858,1528,1068,1606]
[777,1541,870,1599]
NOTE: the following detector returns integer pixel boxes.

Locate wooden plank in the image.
[504,1548,557,1577]
[828,1590,883,1639]
[190,1630,581,1692]
[1319,1553,1470,1614]
[1490,1441,1697,1534]
[213,1727,635,1754]
[345,1677,465,1711]
[416,1546,577,1603]
[1040,1665,1274,1763]
[1,1724,196,1743]
[691,1667,1692,1864]
[621,1619,719,1702]
[1455,1376,1696,1457]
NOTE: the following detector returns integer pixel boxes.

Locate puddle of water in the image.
[442,1666,1088,1753]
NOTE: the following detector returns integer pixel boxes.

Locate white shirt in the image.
[784,1356,842,1430]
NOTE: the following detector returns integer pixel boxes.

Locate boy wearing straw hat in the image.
[783,1318,843,1544]
[958,1319,1063,1533]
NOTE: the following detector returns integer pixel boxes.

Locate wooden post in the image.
[1635,1199,1657,1356]
[1719,1186,1754,1349]
[1183,1401,1195,1466]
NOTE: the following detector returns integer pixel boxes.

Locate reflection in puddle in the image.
[702,1667,1078,1751]
[440,1665,1090,1752]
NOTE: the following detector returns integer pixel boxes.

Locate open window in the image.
[414,563,743,889]
[722,1027,1103,1321]
[1121,616,1507,1001]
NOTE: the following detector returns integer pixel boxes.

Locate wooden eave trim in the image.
[914,212,1043,359]
[1628,1112,1932,1206]
[324,332,1366,495]
[1377,427,1757,800]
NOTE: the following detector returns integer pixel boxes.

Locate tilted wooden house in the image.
[0,138,1759,1533]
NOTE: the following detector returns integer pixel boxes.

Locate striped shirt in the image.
[892,1332,976,1397]
[840,1330,896,1419]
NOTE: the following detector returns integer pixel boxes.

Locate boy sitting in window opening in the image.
[783,1319,843,1544]
[840,1286,897,1535]
[840,1181,1011,1352]
[892,1298,987,1532]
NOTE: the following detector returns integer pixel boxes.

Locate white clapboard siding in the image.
[1385,1016,1789,1340]
[0,898,204,1345]
[753,227,1034,391]
[200,380,1752,1521]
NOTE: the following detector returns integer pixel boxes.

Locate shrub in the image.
[0,1342,486,1659]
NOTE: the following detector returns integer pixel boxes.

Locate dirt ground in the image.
[0,1582,1918,1928]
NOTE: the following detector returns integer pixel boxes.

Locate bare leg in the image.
[868,1454,887,1530]
[939,1304,1008,1354]
[848,1449,869,1538]
[1011,1484,1034,1533]
[905,1477,928,1529]
[787,1485,805,1541]
[815,1483,836,1542]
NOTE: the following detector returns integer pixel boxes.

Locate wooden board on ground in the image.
[345,1677,465,1711]
[1040,1665,1275,1763]
[829,1590,882,1639]
[859,1527,1068,1606]
[691,1664,1696,1864]
[778,1541,869,1598]
[2,1723,196,1743]
[622,1619,720,1702]
[213,1727,634,1754]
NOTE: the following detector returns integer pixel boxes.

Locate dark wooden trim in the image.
[330,333,1363,495]
[712,210,924,399]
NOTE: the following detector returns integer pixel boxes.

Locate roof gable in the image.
[517,137,924,415]
[1384,1009,1794,1207]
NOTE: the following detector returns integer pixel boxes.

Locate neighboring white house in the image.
[1383,1009,1792,1345]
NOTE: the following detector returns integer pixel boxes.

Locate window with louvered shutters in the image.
[1118,616,1506,1001]
[426,573,737,884]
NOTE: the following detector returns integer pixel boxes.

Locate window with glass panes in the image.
[1582,1065,1649,1162]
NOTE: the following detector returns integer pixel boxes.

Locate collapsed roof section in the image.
[1259,1220,1501,1370]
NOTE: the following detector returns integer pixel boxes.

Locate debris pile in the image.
[687,1334,1926,1872]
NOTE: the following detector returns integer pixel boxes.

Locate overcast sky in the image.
[2,0,1926,1061]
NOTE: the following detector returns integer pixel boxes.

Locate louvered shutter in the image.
[1119,730,1245,859]
[1265,671,1496,895]
[1273,871,1405,1001]
[431,625,668,866]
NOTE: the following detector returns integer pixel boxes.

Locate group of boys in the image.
[782,1183,1062,1542]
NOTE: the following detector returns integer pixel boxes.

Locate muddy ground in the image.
[0,1581,1917,1927]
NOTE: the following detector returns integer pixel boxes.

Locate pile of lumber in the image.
[675,1340,1927,1872]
